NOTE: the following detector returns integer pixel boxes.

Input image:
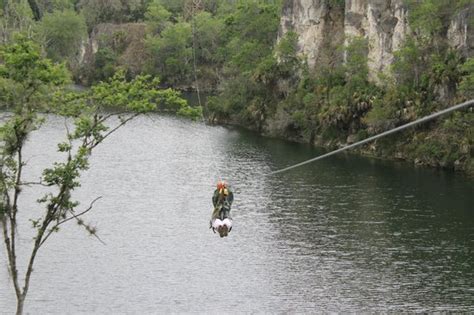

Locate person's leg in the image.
[222,218,232,232]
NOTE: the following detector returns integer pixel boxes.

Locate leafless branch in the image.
[90,113,140,150]
[39,196,104,248]
[97,112,126,124]
[65,196,103,226]
[19,180,50,187]
[64,118,71,141]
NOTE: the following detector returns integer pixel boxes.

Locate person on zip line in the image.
[210,180,233,234]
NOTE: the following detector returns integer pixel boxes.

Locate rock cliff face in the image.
[279,0,473,81]
[344,0,408,81]
[279,1,345,69]
[448,5,474,57]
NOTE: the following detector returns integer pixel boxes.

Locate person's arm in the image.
[227,191,234,205]
[211,206,220,220]
[212,190,218,207]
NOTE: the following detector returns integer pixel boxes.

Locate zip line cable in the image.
[188,1,220,184]
[190,0,204,121]
[267,99,474,176]
[191,7,202,108]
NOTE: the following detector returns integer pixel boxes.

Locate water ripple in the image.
[1,114,473,313]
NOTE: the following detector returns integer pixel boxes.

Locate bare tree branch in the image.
[39,196,104,248]
[97,112,126,124]
[1,216,21,298]
[19,180,50,187]
[9,146,23,300]
[90,113,140,150]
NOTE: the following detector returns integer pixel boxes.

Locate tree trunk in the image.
[16,296,25,315]
[27,0,42,21]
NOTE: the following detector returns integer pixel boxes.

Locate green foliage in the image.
[152,0,185,16]
[391,36,426,90]
[77,0,148,31]
[221,1,280,73]
[387,33,454,119]
[93,47,118,81]
[203,1,282,128]
[53,70,198,118]
[145,1,172,34]
[194,11,224,65]
[365,88,402,126]
[0,35,70,111]
[459,57,474,98]
[89,71,160,113]
[252,54,279,85]
[130,0,282,93]
[328,0,345,8]
[275,31,299,72]
[274,37,377,140]
[0,0,35,42]
[405,112,472,169]
[206,95,228,120]
[45,72,167,193]
[344,37,369,90]
[78,0,123,30]
[430,50,462,85]
[145,21,192,85]
[177,103,202,119]
[429,49,463,100]
[406,0,449,39]
[211,75,252,118]
[227,40,272,74]
[38,0,76,12]
[38,10,87,62]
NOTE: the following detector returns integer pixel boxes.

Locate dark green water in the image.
[1,114,473,313]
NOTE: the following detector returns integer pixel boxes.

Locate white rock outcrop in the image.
[279,0,473,82]
[279,0,345,69]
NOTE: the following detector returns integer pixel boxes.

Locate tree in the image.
[0,37,190,314]
[0,0,35,43]
[145,0,172,34]
[458,57,474,99]
[77,0,149,31]
[38,9,87,62]
[37,0,76,13]
[152,0,185,16]
[145,21,192,85]
[77,0,125,31]
[204,1,282,128]
[193,11,224,66]
[27,0,42,21]
[429,49,463,102]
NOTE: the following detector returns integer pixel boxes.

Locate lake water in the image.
[1,114,473,313]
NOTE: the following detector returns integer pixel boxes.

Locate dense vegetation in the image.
[1,0,473,174]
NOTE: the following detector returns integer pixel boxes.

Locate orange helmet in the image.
[216,181,227,190]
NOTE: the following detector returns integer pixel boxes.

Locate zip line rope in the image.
[266,99,474,176]
[189,0,204,122]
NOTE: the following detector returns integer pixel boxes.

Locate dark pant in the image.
[219,207,231,220]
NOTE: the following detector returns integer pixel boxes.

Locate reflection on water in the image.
[1,115,473,313]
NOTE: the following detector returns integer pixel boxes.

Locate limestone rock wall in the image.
[447,5,474,58]
[279,0,345,69]
[280,0,473,81]
[344,0,408,81]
